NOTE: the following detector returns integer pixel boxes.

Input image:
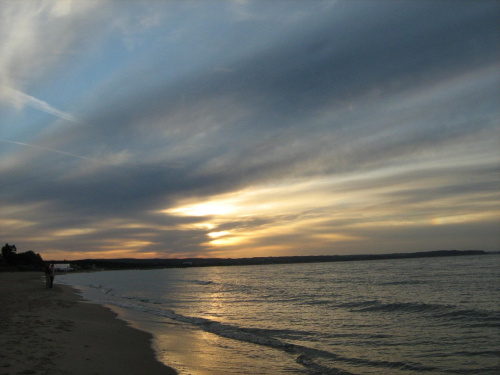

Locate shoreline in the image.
[0,272,177,375]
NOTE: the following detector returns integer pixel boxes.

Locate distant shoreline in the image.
[52,249,490,271]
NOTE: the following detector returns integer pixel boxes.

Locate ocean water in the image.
[59,255,500,374]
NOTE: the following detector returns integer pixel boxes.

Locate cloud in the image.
[1,1,499,258]
[0,1,102,90]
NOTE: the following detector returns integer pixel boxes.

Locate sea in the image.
[59,254,500,375]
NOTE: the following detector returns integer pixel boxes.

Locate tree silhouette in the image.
[1,243,17,263]
[1,243,44,269]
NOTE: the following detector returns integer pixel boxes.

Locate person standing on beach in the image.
[44,263,51,289]
[49,264,55,288]
[44,263,55,289]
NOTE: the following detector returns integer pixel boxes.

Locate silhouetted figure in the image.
[45,263,55,289]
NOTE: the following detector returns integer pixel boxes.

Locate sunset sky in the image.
[1,1,499,260]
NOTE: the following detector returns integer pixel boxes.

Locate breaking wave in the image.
[104,298,441,374]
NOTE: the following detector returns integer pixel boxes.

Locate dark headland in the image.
[61,250,488,271]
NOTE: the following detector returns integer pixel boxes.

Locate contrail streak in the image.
[2,86,81,124]
[0,139,101,163]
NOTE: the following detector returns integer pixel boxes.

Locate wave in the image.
[355,301,446,313]
[81,282,499,340]
[337,300,447,313]
[81,283,167,306]
[336,300,499,323]
[454,350,500,357]
[435,308,499,321]
[102,298,441,374]
[86,283,114,295]
[379,280,428,286]
[192,279,214,285]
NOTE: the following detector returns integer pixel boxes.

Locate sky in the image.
[1,0,499,260]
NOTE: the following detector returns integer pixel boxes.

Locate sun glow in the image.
[431,212,499,226]
[165,179,345,219]
[168,201,237,217]
[157,162,500,255]
[163,176,400,250]
[51,228,97,237]
[208,231,230,238]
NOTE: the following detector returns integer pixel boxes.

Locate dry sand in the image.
[0,272,177,375]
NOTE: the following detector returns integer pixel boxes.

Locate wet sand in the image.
[0,272,177,375]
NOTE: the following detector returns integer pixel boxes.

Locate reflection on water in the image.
[135,314,305,375]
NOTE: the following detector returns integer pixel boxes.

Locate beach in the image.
[0,272,176,375]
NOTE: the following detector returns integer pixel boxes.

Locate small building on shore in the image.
[54,263,73,272]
